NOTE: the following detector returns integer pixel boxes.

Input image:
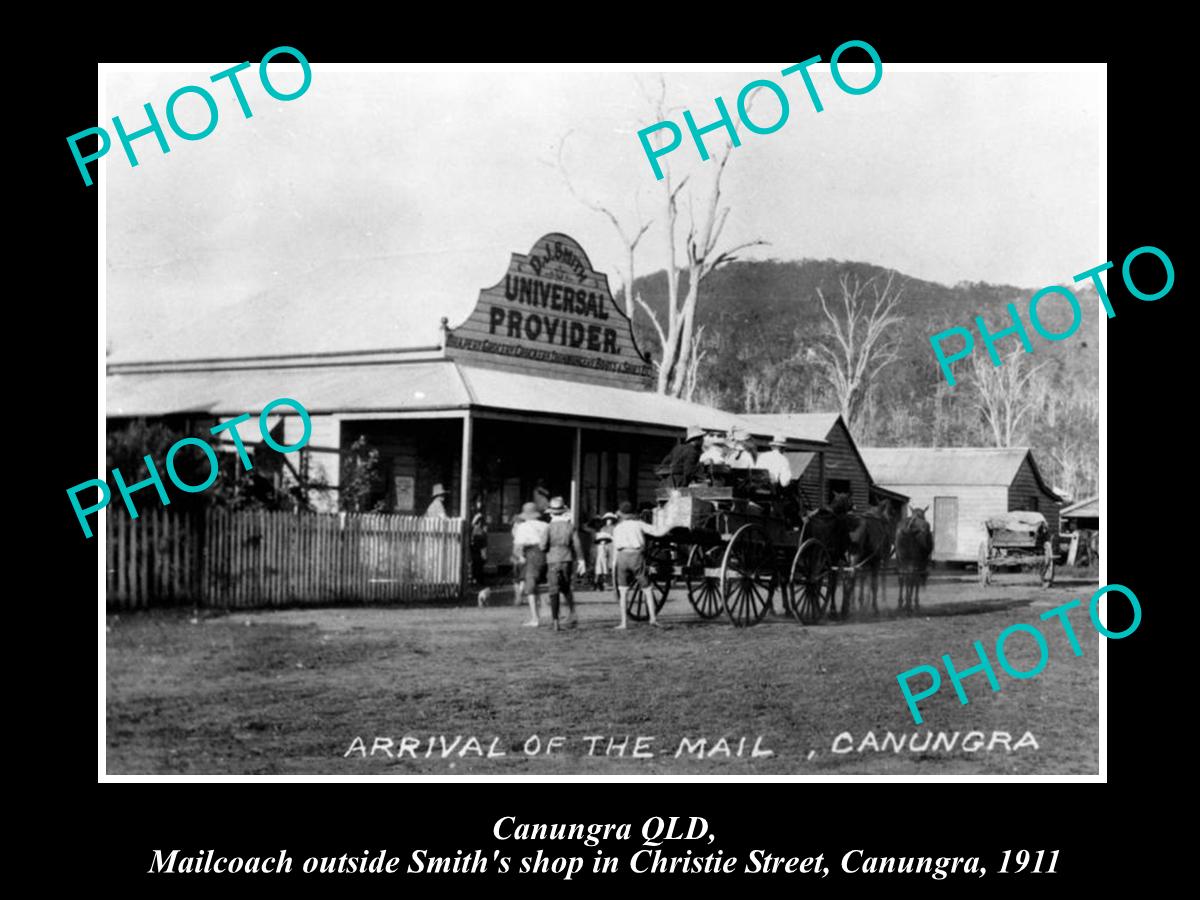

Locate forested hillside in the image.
[627,259,1100,500]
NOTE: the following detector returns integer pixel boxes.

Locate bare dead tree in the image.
[810,271,905,432]
[968,349,1048,447]
[682,324,707,402]
[558,74,765,397]
[556,131,651,320]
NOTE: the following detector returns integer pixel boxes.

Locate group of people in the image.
[508,494,663,631]
[662,425,794,489]
[429,423,796,630]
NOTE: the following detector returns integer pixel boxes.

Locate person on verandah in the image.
[424,484,450,518]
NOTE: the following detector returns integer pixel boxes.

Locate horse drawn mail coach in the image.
[622,450,901,627]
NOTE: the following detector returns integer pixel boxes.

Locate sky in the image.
[104,64,1102,362]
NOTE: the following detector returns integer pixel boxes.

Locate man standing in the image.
[612,501,666,630]
[424,483,450,517]
[545,497,586,631]
[512,502,550,627]
[659,425,706,486]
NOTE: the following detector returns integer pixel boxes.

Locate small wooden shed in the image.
[858,447,1061,562]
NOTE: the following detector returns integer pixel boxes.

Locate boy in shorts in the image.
[611,501,666,630]
[512,502,550,626]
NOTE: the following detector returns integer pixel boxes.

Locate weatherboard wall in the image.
[1009,456,1061,536]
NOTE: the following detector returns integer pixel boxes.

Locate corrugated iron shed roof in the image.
[741,413,842,442]
[859,447,1048,489]
[1060,495,1099,518]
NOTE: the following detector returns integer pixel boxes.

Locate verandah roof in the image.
[106,357,828,448]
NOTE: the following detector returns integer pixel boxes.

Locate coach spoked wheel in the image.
[626,541,673,621]
[685,543,725,620]
[720,524,776,628]
[788,538,832,625]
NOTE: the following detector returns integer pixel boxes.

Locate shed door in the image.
[933,496,958,559]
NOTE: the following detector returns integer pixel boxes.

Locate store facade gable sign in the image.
[444,233,655,387]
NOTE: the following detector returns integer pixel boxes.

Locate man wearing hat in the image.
[545,497,587,630]
[726,428,756,470]
[424,484,451,518]
[658,424,706,486]
[698,432,728,467]
[757,435,793,488]
[611,501,666,630]
[512,501,550,626]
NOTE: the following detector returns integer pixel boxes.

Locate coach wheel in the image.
[685,543,725,620]
[788,539,832,625]
[721,524,776,628]
[977,540,991,585]
[626,541,673,621]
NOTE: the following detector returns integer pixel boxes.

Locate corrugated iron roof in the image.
[859,447,1042,487]
[1060,495,1099,518]
[458,365,752,432]
[106,360,472,417]
[741,413,842,442]
[106,357,827,446]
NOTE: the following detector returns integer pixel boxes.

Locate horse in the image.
[846,501,896,616]
[894,506,933,614]
[799,493,854,618]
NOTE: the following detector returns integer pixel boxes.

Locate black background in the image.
[31,10,1181,893]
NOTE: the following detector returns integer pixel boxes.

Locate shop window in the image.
[582,449,635,520]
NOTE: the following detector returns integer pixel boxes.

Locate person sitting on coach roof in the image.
[756,435,793,488]
[659,424,706,486]
[726,429,756,470]
[698,432,727,467]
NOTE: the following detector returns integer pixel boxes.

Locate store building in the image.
[107,233,832,570]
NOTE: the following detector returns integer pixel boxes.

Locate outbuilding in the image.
[857,447,1061,562]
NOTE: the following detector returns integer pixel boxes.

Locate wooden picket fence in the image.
[106,507,466,610]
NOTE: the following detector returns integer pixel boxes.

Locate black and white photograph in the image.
[98,59,1104,777]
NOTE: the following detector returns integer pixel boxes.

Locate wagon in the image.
[977,511,1055,587]
[621,466,837,628]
